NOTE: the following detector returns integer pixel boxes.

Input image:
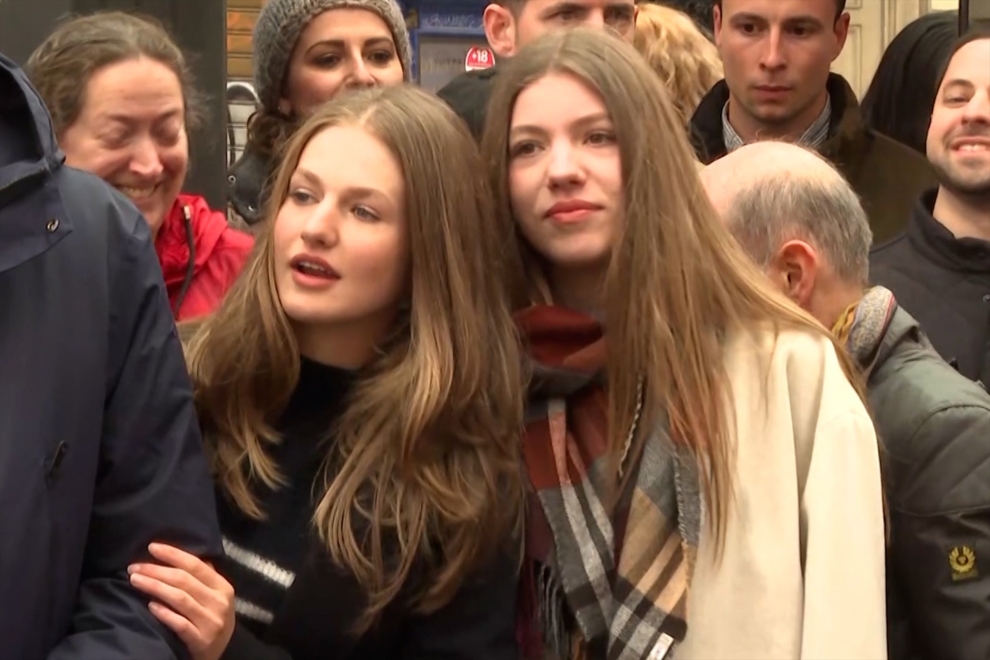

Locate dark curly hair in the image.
[244,109,298,160]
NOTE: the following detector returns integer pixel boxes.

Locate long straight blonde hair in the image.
[482,28,865,550]
[185,85,525,627]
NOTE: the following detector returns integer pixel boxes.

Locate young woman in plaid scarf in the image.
[482,28,887,660]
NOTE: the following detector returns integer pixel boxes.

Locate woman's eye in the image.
[587,131,616,145]
[289,189,315,204]
[509,141,539,158]
[353,205,379,221]
[368,50,395,65]
[156,126,182,146]
[99,131,130,148]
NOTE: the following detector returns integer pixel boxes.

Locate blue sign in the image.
[401,1,491,88]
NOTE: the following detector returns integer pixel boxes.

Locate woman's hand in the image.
[129,543,236,660]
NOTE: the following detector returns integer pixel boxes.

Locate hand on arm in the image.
[129,544,236,660]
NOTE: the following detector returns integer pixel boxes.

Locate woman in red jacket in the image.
[157,194,254,320]
[27,11,253,320]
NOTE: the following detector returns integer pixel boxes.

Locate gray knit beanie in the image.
[253,0,412,114]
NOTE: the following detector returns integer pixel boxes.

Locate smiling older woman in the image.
[26,11,253,321]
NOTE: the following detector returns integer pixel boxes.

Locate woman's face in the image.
[60,57,188,238]
[273,123,408,363]
[280,8,404,118]
[507,72,623,279]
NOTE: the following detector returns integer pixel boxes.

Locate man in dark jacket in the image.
[0,52,223,659]
[702,140,990,660]
[437,0,637,139]
[871,31,990,386]
[690,0,936,243]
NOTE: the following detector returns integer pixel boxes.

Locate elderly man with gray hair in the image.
[701,141,990,660]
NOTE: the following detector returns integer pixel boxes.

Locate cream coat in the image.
[677,325,887,660]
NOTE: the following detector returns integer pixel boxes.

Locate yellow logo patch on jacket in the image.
[948,546,978,581]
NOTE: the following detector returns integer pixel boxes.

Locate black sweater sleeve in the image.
[399,550,521,660]
[221,622,294,660]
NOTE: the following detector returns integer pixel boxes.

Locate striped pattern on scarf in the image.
[831,286,897,377]
[515,305,701,660]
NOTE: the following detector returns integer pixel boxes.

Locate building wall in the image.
[226,0,264,165]
[228,0,264,83]
[0,0,74,64]
[929,0,960,10]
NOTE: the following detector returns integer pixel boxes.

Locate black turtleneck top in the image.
[215,359,520,660]
[218,358,356,637]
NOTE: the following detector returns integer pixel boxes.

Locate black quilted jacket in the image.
[865,304,990,660]
[870,189,990,386]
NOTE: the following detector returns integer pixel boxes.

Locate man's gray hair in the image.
[724,167,873,286]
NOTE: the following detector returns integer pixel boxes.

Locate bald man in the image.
[702,141,873,325]
[701,141,990,660]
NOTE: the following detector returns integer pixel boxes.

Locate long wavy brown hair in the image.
[185,84,526,627]
[482,28,866,552]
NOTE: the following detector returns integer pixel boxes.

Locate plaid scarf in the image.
[831,286,897,377]
[515,305,701,660]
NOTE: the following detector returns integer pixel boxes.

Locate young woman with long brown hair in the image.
[125,84,526,660]
[482,28,887,660]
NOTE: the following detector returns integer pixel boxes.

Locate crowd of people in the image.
[0,1,987,659]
